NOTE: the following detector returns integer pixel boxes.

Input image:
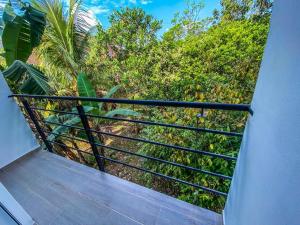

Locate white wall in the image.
[0,182,35,225]
[0,73,39,168]
[224,0,300,224]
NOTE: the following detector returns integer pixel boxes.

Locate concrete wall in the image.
[0,73,39,168]
[224,0,300,224]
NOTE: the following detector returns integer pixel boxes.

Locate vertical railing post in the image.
[76,105,105,172]
[21,98,53,153]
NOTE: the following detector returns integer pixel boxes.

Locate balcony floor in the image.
[0,150,222,225]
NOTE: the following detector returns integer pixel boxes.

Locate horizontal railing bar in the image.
[90,129,237,161]
[49,138,228,195]
[41,120,236,161]
[85,114,243,137]
[97,155,227,196]
[49,139,227,196]
[9,94,252,113]
[44,129,231,179]
[44,130,231,179]
[50,139,228,195]
[28,106,243,137]
[95,143,232,180]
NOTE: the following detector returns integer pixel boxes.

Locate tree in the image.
[84,7,162,92]
[171,0,207,37]
[219,0,273,21]
[32,0,96,91]
[253,0,273,17]
[220,0,252,21]
[105,7,161,59]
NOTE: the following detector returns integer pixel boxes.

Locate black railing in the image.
[9,94,252,198]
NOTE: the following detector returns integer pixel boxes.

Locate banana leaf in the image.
[105,109,140,117]
[77,73,97,107]
[3,60,53,94]
[1,2,46,65]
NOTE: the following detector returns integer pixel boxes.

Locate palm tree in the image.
[32,0,96,90]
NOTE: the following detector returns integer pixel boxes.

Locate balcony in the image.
[1,2,300,224]
[0,94,251,225]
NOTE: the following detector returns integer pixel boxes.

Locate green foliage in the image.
[220,0,273,21]
[108,7,162,58]
[0,1,52,94]
[136,18,269,212]
[1,2,46,65]
[77,73,97,107]
[84,7,162,90]
[3,60,52,94]
[171,0,207,37]
[105,108,139,117]
[46,74,139,143]
[28,0,271,212]
[32,0,95,89]
[81,2,270,212]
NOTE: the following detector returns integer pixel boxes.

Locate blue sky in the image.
[85,0,221,35]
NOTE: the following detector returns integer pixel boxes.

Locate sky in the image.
[84,0,221,36]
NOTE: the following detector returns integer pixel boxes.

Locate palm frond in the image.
[32,0,96,76]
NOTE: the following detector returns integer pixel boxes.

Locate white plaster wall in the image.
[224,0,300,224]
[0,182,35,225]
[0,73,39,168]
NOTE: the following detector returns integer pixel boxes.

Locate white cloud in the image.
[89,6,110,15]
[140,0,152,5]
[129,0,137,4]
[79,10,99,28]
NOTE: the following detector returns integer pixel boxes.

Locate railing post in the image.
[21,98,53,153]
[76,105,105,172]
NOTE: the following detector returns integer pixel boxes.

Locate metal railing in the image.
[9,94,252,198]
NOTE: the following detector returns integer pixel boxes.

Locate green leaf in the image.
[3,60,53,94]
[99,85,121,110]
[25,5,46,48]
[45,114,59,123]
[2,3,16,25]
[1,3,46,65]
[103,85,121,98]
[47,116,81,142]
[71,106,95,114]
[46,105,95,142]
[2,13,32,65]
[105,108,140,117]
[77,73,97,107]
